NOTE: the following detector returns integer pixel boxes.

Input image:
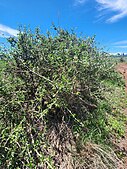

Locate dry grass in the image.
[73,142,122,169]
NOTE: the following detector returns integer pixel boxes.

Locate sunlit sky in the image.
[0,0,127,54]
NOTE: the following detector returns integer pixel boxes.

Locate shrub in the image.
[0,26,123,168]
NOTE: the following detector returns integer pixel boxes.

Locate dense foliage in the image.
[0,27,125,168]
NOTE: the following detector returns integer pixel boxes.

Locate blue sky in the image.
[0,0,127,54]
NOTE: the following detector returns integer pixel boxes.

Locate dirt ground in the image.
[116,63,127,169]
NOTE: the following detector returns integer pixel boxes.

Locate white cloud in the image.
[96,0,127,23]
[113,40,127,49]
[0,24,19,38]
[74,0,87,6]
[114,40,127,45]
[114,45,127,48]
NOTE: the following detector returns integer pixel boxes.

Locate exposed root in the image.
[47,121,75,169]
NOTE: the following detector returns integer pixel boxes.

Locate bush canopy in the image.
[0,26,122,168]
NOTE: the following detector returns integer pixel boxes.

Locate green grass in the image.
[103,79,127,137]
